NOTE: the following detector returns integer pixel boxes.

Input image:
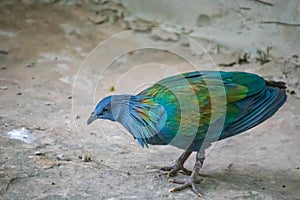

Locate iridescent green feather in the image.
[135,71,266,148]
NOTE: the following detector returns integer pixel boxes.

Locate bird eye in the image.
[104,107,109,112]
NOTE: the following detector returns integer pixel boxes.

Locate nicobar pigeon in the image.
[87,71,287,198]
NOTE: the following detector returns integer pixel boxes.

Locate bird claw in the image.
[152,172,168,178]
[149,151,192,176]
[169,176,203,198]
[147,164,192,176]
[160,164,192,176]
[168,178,186,184]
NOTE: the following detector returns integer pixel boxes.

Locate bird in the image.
[87,71,287,197]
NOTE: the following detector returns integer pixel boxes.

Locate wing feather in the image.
[134,71,268,148]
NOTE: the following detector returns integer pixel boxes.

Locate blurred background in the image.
[1,1,299,199]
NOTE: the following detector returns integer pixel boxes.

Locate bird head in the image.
[87,96,115,125]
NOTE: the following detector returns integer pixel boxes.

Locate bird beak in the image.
[87,112,97,125]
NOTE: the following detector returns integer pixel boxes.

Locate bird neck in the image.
[111,94,152,124]
[110,94,136,122]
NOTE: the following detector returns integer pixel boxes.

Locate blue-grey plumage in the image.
[87,94,167,147]
[87,71,287,197]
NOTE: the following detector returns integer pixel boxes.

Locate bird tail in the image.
[221,81,287,139]
[265,80,286,89]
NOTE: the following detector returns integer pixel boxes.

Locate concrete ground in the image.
[0,2,299,200]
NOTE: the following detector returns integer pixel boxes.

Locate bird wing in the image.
[138,71,266,145]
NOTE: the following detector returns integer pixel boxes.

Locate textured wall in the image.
[120,0,300,58]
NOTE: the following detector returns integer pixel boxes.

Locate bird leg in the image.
[169,150,205,198]
[160,150,192,177]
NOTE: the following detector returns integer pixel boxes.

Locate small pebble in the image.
[0,86,8,90]
[26,62,36,68]
[90,132,96,136]
[56,153,71,161]
[16,92,22,95]
[0,50,8,55]
[250,191,258,195]
[88,13,108,24]
[109,86,115,92]
[79,154,91,162]
[34,151,46,156]
[34,126,47,131]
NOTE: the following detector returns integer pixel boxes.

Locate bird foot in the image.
[160,164,192,177]
[168,176,202,198]
[151,151,192,177]
[146,164,191,177]
[168,150,205,198]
